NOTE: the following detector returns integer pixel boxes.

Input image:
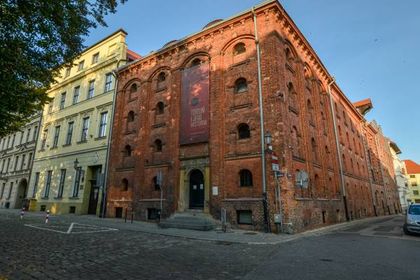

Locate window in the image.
[65,67,71,77]
[412,182,418,187]
[60,92,66,109]
[7,182,13,199]
[57,169,66,198]
[20,154,26,170]
[27,153,32,168]
[26,128,31,142]
[104,73,113,92]
[410,175,416,178]
[157,72,166,90]
[127,111,135,122]
[81,117,90,142]
[44,170,52,198]
[311,138,318,162]
[234,78,248,93]
[41,129,48,150]
[122,178,129,191]
[65,122,74,145]
[98,112,108,137]
[156,102,164,115]
[191,58,201,67]
[238,123,250,139]
[48,98,54,113]
[73,86,80,104]
[72,167,82,197]
[0,183,5,199]
[14,156,19,171]
[237,210,252,225]
[124,145,132,157]
[239,169,253,187]
[78,60,84,71]
[52,126,60,148]
[87,80,95,99]
[152,176,160,190]
[154,139,162,152]
[33,126,38,141]
[414,190,419,195]
[233,42,246,55]
[92,52,99,64]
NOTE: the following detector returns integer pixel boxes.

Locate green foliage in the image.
[0,0,125,137]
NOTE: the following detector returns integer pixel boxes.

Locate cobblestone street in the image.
[1,211,419,279]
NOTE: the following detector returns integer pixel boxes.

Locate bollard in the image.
[45,210,50,224]
[20,207,25,220]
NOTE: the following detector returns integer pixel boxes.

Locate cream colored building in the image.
[404,160,420,204]
[389,141,409,211]
[0,114,41,209]
[28,29,139,215]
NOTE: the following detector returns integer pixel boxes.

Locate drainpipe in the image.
[327,78,349,221]
[252,7,270,232]
[100,60,123,218]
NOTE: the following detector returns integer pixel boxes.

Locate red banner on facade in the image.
[180,63,210,145]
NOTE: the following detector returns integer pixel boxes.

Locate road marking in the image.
[24,223,118,234]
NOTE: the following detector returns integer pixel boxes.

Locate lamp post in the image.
[73,158,79,170]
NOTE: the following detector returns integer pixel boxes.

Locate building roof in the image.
[404,160,420,174]
[353,98,373,116]
[389,140,402,154]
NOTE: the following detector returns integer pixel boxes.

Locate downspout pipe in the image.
[100,66,120,218]
[327,78,350,221]
[252,7,270,232]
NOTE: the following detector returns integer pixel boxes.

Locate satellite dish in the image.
[296,171,309,189]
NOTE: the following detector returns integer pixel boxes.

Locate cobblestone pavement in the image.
[0,212,275,280]
[1,211,419,280]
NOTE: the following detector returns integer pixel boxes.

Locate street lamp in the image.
[264,131,272,145]
[73,158,79,170]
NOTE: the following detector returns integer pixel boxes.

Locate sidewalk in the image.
[0,209,397,245]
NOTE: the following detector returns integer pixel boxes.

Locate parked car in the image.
[403,203,420,235]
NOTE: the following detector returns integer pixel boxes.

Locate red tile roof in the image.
[404,160,420,174]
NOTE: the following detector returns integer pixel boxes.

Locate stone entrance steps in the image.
[159,211,217,231]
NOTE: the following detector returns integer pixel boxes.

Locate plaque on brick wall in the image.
[180,63,209,145]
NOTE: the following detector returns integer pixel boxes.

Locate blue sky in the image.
[85,0,420,162]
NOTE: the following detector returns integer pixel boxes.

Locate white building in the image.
[389,140,409,211]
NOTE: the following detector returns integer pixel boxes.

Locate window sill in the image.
[69,196,79,200]
[50,146,58,150]
[95,136,107,141]
[155,86,167,93]
[62,143,72,147]
[54,197,63,200]
[77,140,88,144]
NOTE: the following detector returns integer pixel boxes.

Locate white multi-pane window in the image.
[65,122,74,145]
[41,129,48,150]
[81,117,90,142]
[92,53,99,64]
[73,86,80,104]
[60,92,66,109]
[43,170,52,198]
[52,126,60,148]
[104,73,113,92]
[98,112,108,138]
[72,167,82,197]
[57,169,66,198]
[78,60,84,71]
[32,172,40,198]
[88,80,95,99]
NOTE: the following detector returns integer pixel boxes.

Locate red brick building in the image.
[106,0,400,232]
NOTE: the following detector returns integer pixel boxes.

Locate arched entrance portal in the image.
[15,179,28,209]
[189,169,204,209]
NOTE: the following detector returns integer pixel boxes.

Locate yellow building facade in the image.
[29,29,138,215]
[404,160,420,204]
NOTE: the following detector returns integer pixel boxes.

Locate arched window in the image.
[314,174,320,192]
[342,154,346,170]
[191,58,201,67]
[307,99,314,124]
[130,84,137,93]
[346,132,350,148]
[234,78,248,93]
[233,42,246,55]
[127,111,135,122]
[122,178,128,191]
[237,123,250,139]
[124,145,132,157]
[157,72,166,90]
[311,138,318,162]
[154,139,162,152]
[156,102,164,115]
[239,169,253,187]
[285,48,293,61]
[291,126,300,157]
[288,82,297,109]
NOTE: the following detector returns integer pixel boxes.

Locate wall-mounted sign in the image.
[212,186,219,196]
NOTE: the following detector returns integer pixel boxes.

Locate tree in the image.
[0,0,125,137]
